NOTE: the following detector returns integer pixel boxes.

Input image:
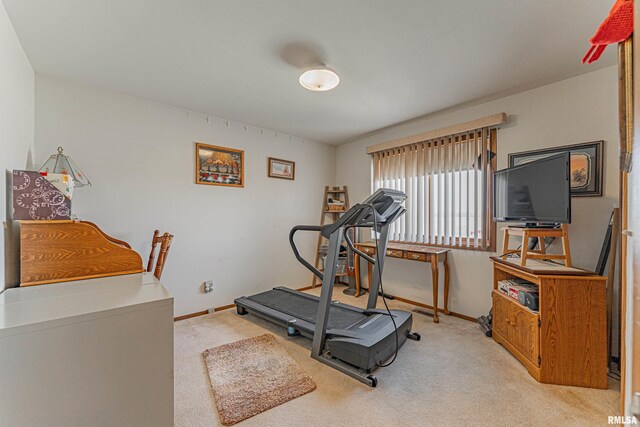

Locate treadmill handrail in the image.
[344,225,375,264]
[289,225,324,280]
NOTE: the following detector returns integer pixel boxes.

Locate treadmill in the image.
[234,189,420,387]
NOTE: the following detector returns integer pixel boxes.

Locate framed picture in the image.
[195,142,244,187]
[508,140,603,197]
[267,157,295,180]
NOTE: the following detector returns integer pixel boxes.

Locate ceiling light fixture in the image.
[299,63,340,92]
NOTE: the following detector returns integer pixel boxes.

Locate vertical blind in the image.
[372,128,496,249]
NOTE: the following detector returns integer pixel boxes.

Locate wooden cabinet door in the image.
[492,291,509,338]
[509,302,540,366]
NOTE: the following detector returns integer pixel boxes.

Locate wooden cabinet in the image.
[491,257,607,389]
[510,297,540,365]
[493,291,539,367]
[492,291,510,339]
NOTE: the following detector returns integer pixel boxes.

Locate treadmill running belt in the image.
[247,289,365,330]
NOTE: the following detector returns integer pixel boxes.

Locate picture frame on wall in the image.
[267,157,295,180]
[195,142,244,188]
[508,140,603,197]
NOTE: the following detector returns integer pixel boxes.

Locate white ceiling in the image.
[3,0,616,144]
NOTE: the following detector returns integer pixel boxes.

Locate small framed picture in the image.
[268,157,295,180]
[508,140,603,197]
[195,143,244,188]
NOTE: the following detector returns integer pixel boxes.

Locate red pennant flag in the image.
[583,0,633,64]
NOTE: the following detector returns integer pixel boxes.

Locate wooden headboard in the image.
[20,220,144,286]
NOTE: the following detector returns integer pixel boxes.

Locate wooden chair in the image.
[147,230,174,280]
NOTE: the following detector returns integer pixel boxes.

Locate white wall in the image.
[32,66,619,319]
[35,75,336,316]
[337,66,619,318]
[0,1,34,289]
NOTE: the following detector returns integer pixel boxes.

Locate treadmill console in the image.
[361,188,407,225]
[321,188,407,238]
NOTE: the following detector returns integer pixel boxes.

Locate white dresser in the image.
[0,273,174,427]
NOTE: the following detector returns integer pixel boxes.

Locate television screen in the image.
[493,152,571,224]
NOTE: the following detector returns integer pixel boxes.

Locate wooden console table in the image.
[490,257,607,389]
[355,242,450,323]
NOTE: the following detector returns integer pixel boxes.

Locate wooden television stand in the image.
[490,257,607,389]
[501,224,571,267]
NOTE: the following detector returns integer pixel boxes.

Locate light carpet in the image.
[176,288,620,427]
[202,334,316,425]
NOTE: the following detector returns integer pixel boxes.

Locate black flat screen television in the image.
[493,152,571,225]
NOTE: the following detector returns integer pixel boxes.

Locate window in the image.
[371,128,497,250]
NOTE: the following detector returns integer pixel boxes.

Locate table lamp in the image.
[39,146,91,188]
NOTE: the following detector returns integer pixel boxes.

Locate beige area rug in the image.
[202,333,316,425]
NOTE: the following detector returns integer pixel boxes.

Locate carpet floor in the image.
[175,288,620,427]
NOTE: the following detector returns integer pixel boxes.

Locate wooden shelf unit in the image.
[312,186,351,287]
[490,257,607,389]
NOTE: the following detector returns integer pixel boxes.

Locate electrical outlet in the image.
[203,280,214,293]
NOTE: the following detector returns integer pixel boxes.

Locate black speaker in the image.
[519,291,539,311]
